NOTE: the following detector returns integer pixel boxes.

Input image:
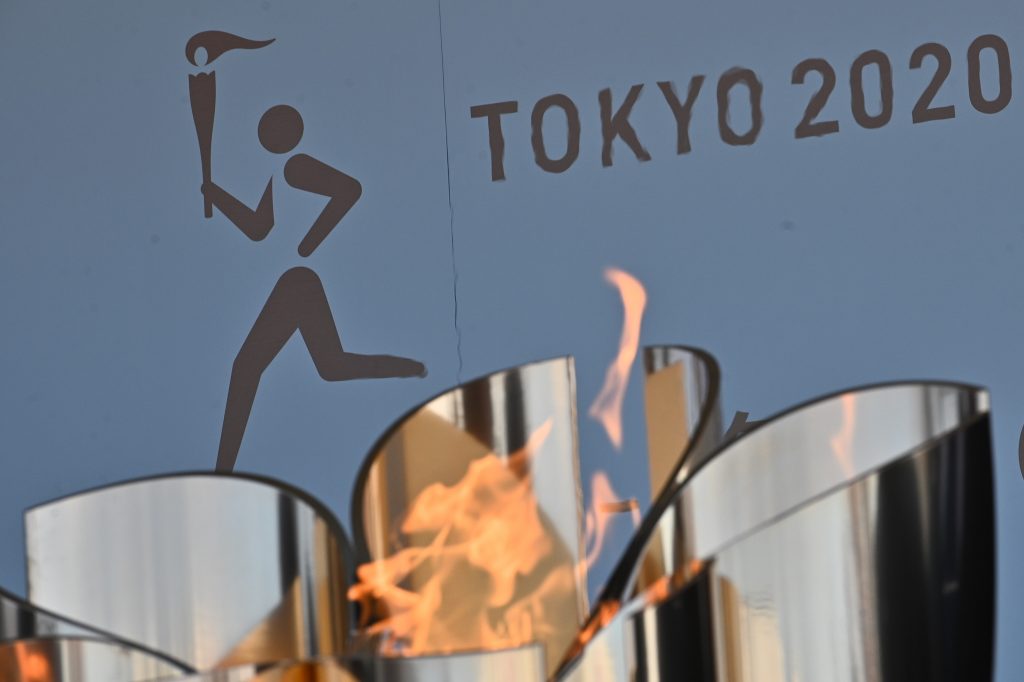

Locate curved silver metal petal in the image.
[677,381,987,564]
[557,568,714,682]
[642,345,723,497]
[623,346,723,604]
[167,645,546,682]
[558,381,992,681]
[350,357,586,677]
[0,637,187,682]
[24,472,352,671]
[635,403,993,681]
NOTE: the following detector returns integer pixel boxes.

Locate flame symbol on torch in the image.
[589,267,648,450]
[186,31,275,67]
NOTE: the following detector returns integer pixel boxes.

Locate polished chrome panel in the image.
[351,357,585,676]
[704,412,993,681]
[678,382,987,563]
[622,382,987,606]
[1,588,93,643]
[642,346,722,497]
[559,569,715,682]
[25,472,351,671]
[633,346,722,602]
[0,637,186,682]
[169,645,546,682]
[559,382,991,681]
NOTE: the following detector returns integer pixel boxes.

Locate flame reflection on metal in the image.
[560,382,992,681]
[350,357,586,673]
[170,645,546,682]
[0,637,187,682]
[24,473,352,671]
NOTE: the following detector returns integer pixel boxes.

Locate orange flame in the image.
[14,645,51,682]
[642,558,704,606]
[589,268,648,450]
[830,394,856,478]
[583,471,640,570]
[567,599,621,655]
[348,419,580,657]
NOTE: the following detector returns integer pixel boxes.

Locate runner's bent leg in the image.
[289,267,426,380]
[215,267,425,470]
[216,269,307,471]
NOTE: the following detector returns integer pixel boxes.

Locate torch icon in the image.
[186,31,274,218]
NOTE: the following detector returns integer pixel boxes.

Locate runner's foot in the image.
[327,353,426,380]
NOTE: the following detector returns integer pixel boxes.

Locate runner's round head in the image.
[258,105,304,154]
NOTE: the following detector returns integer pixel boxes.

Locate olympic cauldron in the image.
[0,348,994,681]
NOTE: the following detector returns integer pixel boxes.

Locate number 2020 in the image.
[792,34,1012,138]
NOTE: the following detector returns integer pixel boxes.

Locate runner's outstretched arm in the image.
[202,178,275,241]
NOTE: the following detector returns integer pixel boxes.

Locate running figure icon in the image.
[187,33,425,472]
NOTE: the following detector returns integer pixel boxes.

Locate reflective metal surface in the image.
[559,569,715,682]
[631,346,722,603]
[351,357,586,676]
[626,567,716,682]
[0,637,187,682]
[642,346,722,497]
[624,381,987,606]
[25,472,352,671]
[704,410,993,681]
[677,382,987,564]
[1,587,93,643]
[0,586,192,677]
[559,382,992,681]
[169,645,546,682]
